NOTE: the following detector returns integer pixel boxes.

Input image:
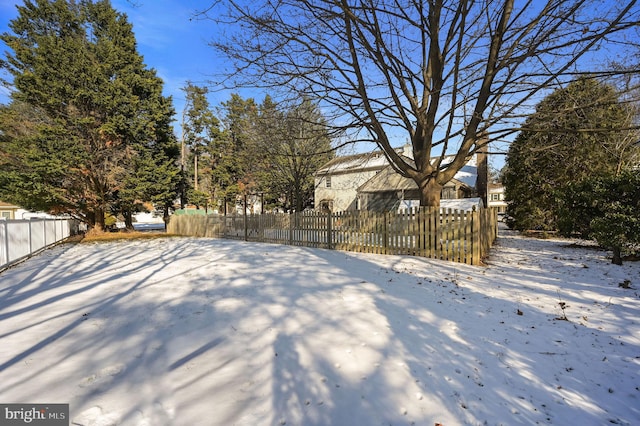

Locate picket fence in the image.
[168,207,498,265]
[0,218,75,271]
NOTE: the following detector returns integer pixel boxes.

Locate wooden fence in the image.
[168,207,498,265]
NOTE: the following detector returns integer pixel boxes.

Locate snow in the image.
[440,198,482,211]
[0,229,638,426]
[398,198,482,212]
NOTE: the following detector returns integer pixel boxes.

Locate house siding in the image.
[314,149,485,213]
[315,169,381,212]
[488,184,507,213]
[0,201,20,220]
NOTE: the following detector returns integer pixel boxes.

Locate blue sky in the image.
[0,0,514,167]
[0,0,260,122]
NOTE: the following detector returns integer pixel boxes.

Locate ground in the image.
[0,230,638,425]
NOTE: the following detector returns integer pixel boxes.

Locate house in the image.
[0,201,20,219]
[0,201,59,220]
[314,146,488,212]
[314,150,390,212]
[488,183,507,213]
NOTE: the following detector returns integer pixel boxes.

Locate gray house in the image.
[315,147,488,212]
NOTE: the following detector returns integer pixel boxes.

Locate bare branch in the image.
[204,0,640,206]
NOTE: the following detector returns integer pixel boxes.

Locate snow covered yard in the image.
[0,231,638,426]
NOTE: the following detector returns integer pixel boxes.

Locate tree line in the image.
[180,86,333,215]
[1,0,638,263]
[204,0,640,209]
[0,0,333,231]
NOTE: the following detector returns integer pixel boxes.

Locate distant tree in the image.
[503,78,638,231]
[253,97,334,211]
[212,94,258,210]
[204,0,640,207]
[181,83,221,199]
[187,188,210,211]
[559,171,640,265]
[0,0,178,230]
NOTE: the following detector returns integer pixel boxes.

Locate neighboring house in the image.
[314,150,390,212]
[488,183,507,213]
[0,201,20,219]
[314,146,488,212]
[0,201,58,220]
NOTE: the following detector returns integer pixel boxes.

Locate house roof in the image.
[357,159,478,193]
[453,163,478,188]
[357,165,414,193]
[0,201,20,209]
[315,151,390,175]
[441,197,482,211]
[316,148,480,193]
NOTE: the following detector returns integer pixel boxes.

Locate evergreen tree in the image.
[503,78,636,231]
[181,82,221,209]
[254,97,333,211]
[0,0,178,230]
[559,171,640,265]
[213,94,258,211]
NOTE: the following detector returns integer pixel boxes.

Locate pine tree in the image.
[503,78,636,231]
[559,171,640,265]
[253,96,333,211]
[180,82,221,209]
[214,94,258,211]
[0,0,179,230]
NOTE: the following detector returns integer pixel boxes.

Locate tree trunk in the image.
[124,210,134,230]
[419,179,443,207]
[294,181,304,212]
[86,211,96,229]
[194,154,199,190]
[612,246,623,265]
[94,206,105,232]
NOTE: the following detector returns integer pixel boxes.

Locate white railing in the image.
[0,218,75,271]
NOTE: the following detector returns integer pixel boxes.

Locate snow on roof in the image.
[316,151,389,175]
[453,164,478,188]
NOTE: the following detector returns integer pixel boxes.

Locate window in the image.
[441,187,456,199]
[319,200,333,212]
[491,193,501,201]
[1,211,11,219]
[325,176,331,188]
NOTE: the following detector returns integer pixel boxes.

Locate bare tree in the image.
[202,0,640,206]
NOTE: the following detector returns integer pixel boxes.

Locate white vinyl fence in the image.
[0,218,76,271]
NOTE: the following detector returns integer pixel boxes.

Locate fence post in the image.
[28,218,33,257]
[243,194,248,241]
[382,212,389,254]
[1,219,8,267]
[289,212,294,246]
[326,211,333,250]
[471,206,480,265]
